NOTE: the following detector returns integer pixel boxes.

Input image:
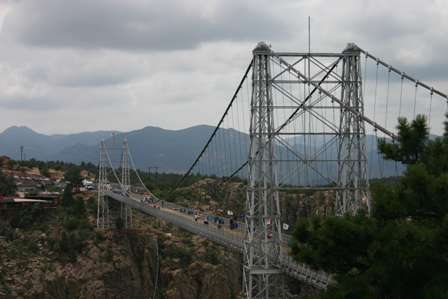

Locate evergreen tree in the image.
[291,114,448,298]
[62,183,74,208]
[0,170,16,196]
[64,167,83,187]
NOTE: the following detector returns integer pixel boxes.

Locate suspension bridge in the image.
[96,42,448,298]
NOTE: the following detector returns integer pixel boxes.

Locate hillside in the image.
[0,125,404,178]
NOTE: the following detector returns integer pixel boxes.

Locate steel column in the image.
[244,42,284,299]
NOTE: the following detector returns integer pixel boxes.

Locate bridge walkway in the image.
[105,191,333,289]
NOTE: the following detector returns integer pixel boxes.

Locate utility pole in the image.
[20,145,24,162]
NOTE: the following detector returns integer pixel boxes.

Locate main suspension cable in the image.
[174,59,253,189]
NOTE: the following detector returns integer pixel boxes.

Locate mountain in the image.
[0,125,404,180]
[0,125,216,173]
[94,125,216,173]
[0,126,116,161]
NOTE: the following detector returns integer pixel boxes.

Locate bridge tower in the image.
[243,42,283,299]
[120,139,133,228]
[97,140,110,228]
[336,43,370,215]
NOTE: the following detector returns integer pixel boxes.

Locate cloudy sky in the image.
[0,0,446,134]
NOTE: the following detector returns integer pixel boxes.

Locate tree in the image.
[40,165,50,178]
[291,114,448,298]
[0,170,16,195]
[64,167,83,188]
[378,115,428,164]
[63,183,74,208]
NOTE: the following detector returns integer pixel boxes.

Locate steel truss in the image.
[260,43,371,214]
[336,44,370,215]
[244,42,372,298]
[120,139,133,228]
[97,140,110,228]
[244,42,284,299]
[97,139,134,229]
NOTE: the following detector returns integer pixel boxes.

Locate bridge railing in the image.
[158,199,246,229]
[161,199,300,250]
[105,191,334,289]
[107,192,244,249]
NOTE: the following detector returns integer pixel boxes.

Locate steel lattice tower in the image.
[243,42,283,299]
[120,139,133,228]
[336,44,370,215]
[97,140,110,228]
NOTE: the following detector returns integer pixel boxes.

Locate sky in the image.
[0,0,447,134]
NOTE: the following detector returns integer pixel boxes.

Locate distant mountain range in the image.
[0,125,213,173]
[0,125,404,179]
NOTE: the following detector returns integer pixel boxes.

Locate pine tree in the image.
[291,114,448,298]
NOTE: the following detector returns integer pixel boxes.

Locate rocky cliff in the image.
[0,196,241,298]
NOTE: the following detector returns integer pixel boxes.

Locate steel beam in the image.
[244,42,284,299]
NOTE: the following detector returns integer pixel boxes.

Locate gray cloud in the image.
[0,94,62,110]
[4,0,287,51]
[0,0,447,135]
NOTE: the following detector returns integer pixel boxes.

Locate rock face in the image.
[164,257,240,299]
[0,210,242,299]
[0,189,323,298]
[281,191,335,227]
[0,232,157,298]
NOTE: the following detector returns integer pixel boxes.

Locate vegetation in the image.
[8,204,48,229]
[137,172,204,197]
[291,115,448,298]
[0,170,16,195]
[15,159,97,176]
[49,186,94,261]
[63,167,83,187]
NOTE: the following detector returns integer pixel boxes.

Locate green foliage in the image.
[0,221,16,241]
[51,217,92,262]
[51,189,92,262]
[102,247,113,263]
[203,247,220,265]
[94,231,106,245]
[0,170,16,195]
[16,159,97,176]
[378,115,429,164]
[292,114,448,298]
[9,204,47,229]
[135,170,209,199]
[291,216,376,273]
[163,244,192,266]
[40,165,50,177]
[52,230,86,262]
[62,186,87,216]
[115,217,124,230]
[64,167,83,187]
[8,238,39,258]
[86,196,97,216]
[62,184,74,208]
[445,113,448,137]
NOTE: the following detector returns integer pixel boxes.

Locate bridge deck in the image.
[105,191,333,289]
